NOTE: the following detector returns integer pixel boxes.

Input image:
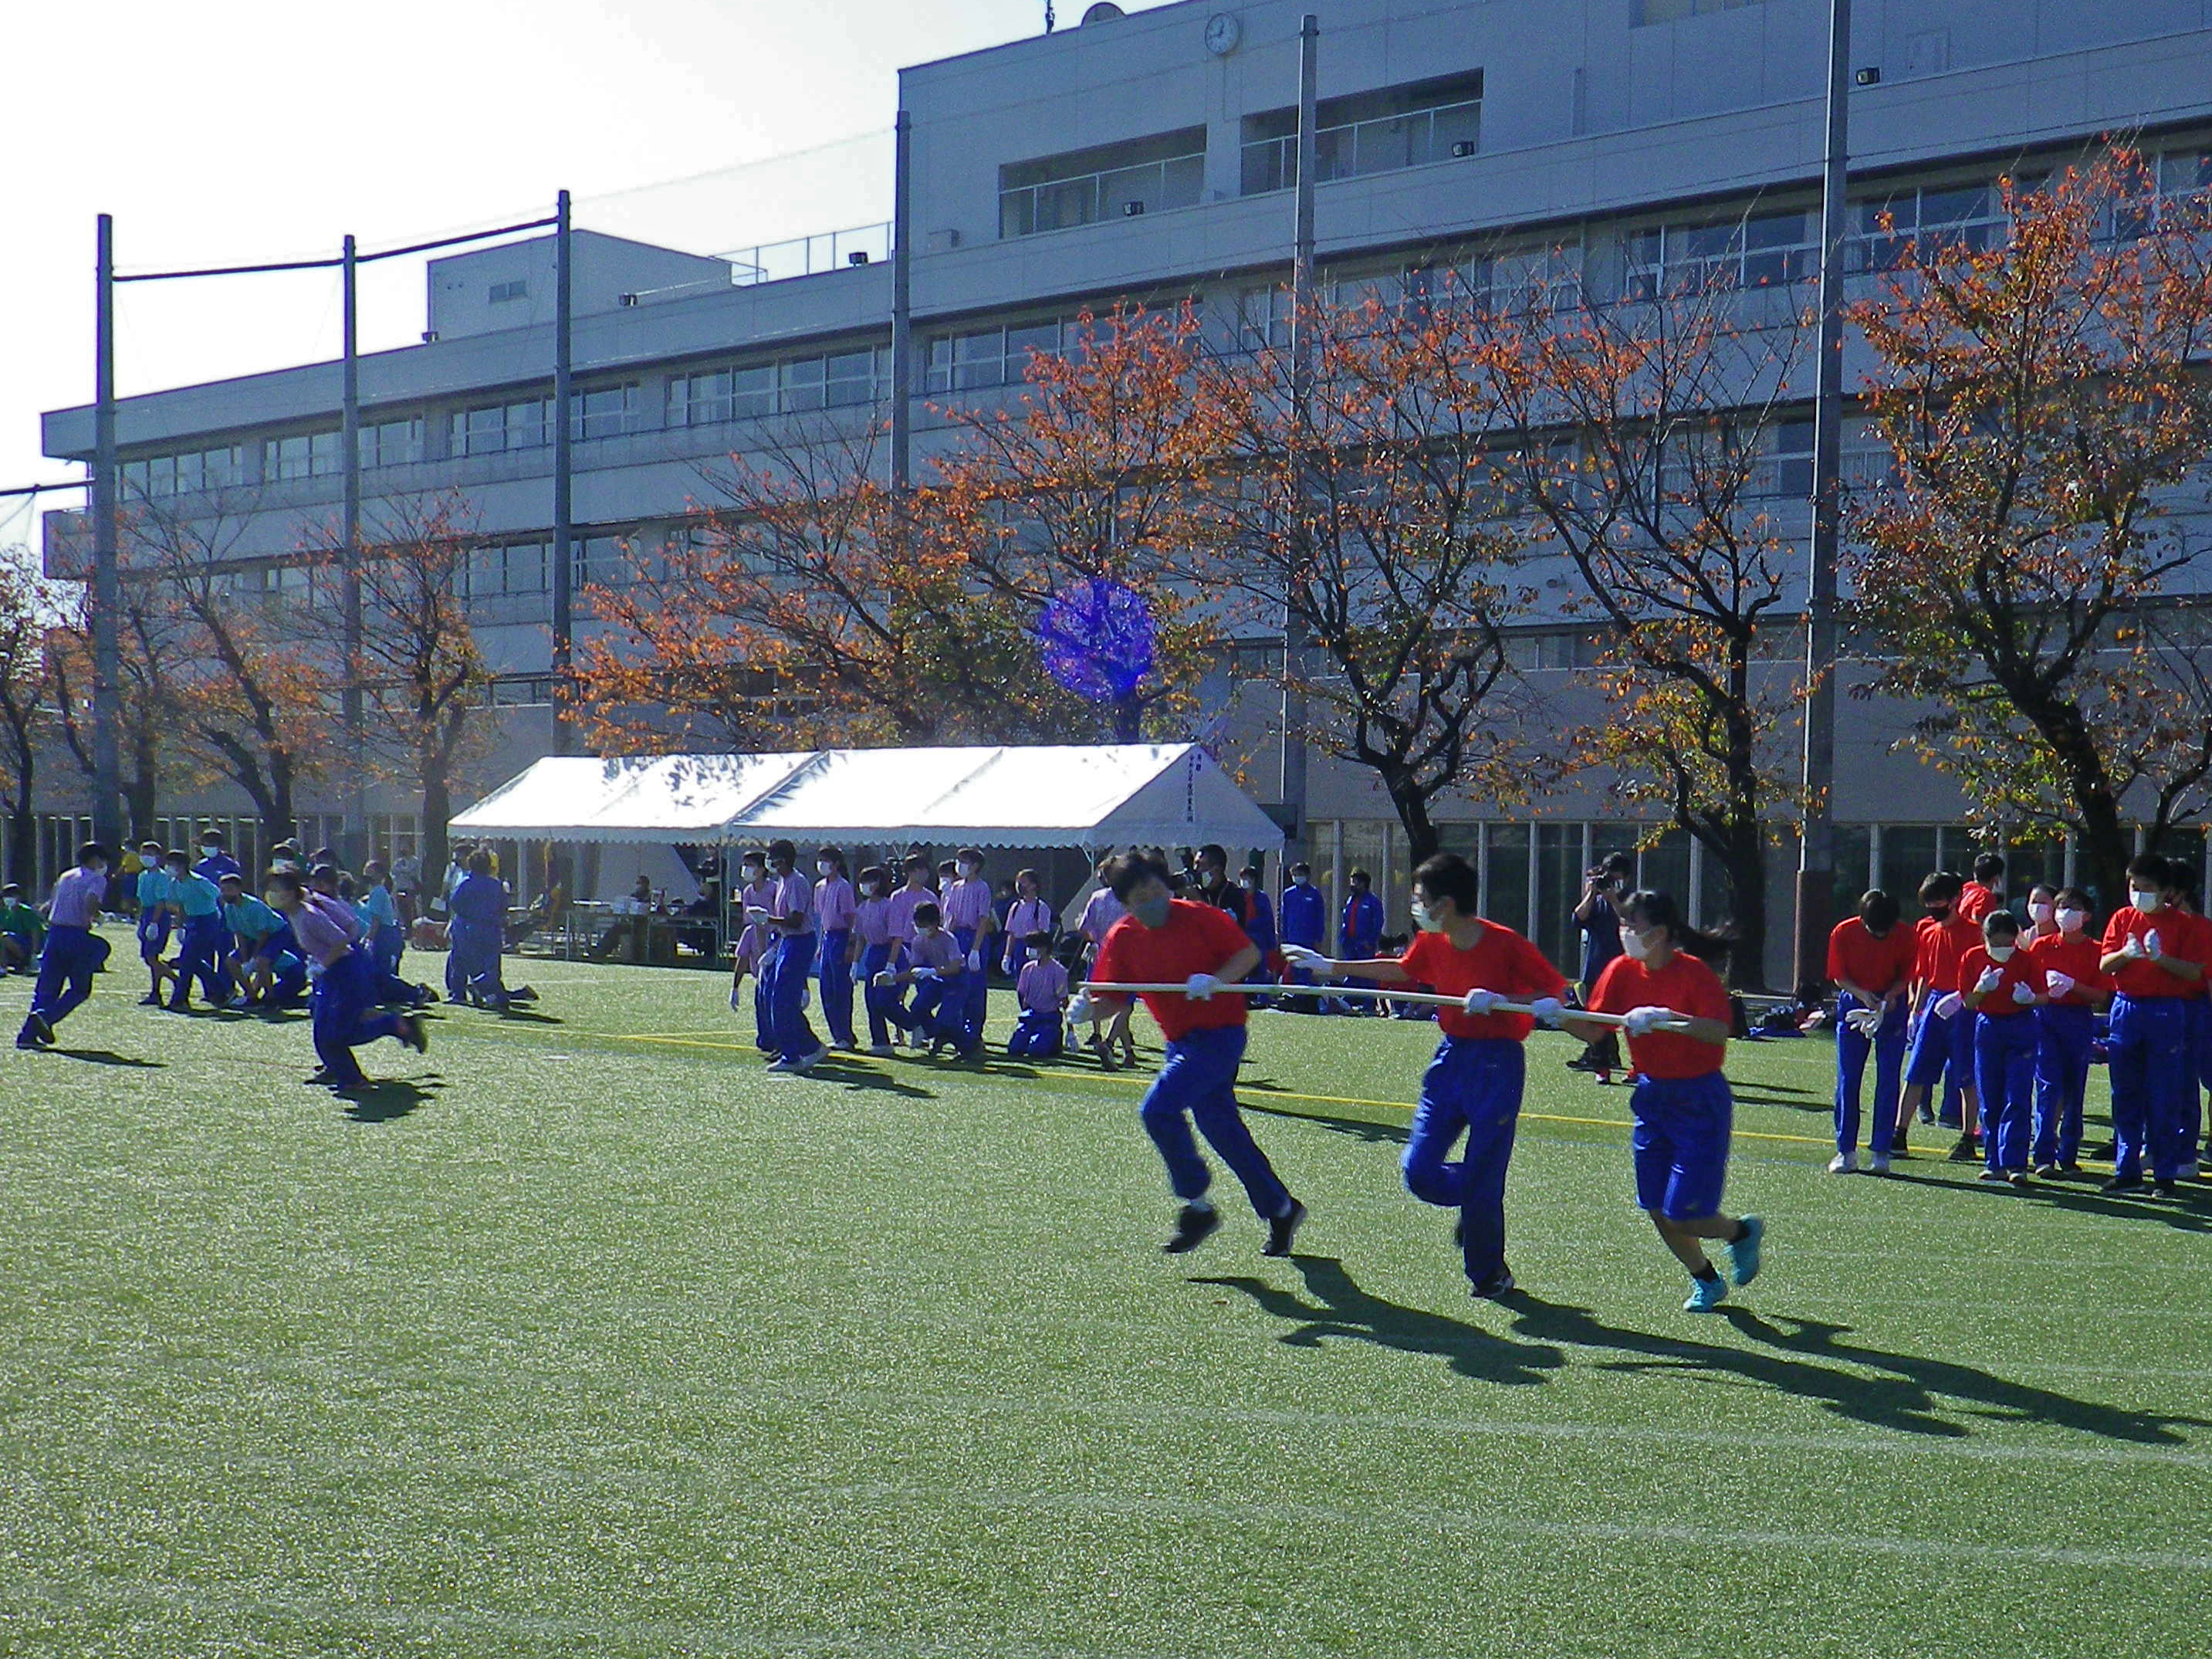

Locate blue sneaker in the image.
[1683,1275,1729,1313]
[1728,1215,1765,1288]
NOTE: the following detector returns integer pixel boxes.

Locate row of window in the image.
[666,349,886,425]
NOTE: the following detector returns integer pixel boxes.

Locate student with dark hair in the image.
[1563,891,1762,1312]
[1826,889,1916,1173]
[762,839,826,1073]
[813,847,858,1051]
[162,847,232,1013]
[941,847,997,1056]
[1960,909,2046,1184]
[0,882,43,973]
[1338,868,1384,1015]
[851,864,901,1058]
[1086,853,1305,1256]
[1002,869,1055,977]
[876,900,966,1054]
[1959,852,2006,926]
[2097,854,2207,1197]
[15,843,112,1051]
[267,868,428,1089]
[1571,851,1636,1080]
[132,838,174,1005]
[2027,886,2107,1177]
[1286,852,1565,1298]
[1899,872,1980,1160]
[1277,862,1325,1011]
[1006,932,1069,1057]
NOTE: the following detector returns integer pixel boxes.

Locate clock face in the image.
[1205,12,1241,56]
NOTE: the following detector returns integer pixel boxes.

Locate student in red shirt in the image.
[1087,853,1306,1257]
[1561,891,1763,1314]
[1957,852,2005,926]
[2026,886,2107,1177]
[2163,863,2212,1180]
[2096,854,2206,1197]
[1283,852,1567,1299]
[1898,872,1982,1160]
[1825,889,1916,1174]
[1959,910,2046,1184]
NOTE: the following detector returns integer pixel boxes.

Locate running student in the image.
[268,868,426,1089]
[15,843,112,1051]
[1006,932,1069,1058]
[1899,872,1980,1160]
[1958,910,2046,1185]
[1286,852,1565,1299]
[1086,852,1307,1257]
[132,838,173,1004]
[2098,855,2206,1197]
[2026,887,2105,1178]
[1826,889,1915,1173]
[1561,891,1763,1313]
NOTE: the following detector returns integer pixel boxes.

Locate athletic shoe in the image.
[2008,1170,2031,1187]
[2034,1163,2063,1180]
[1916,1103,1935,1125]
[1976,1168,2010,1183]
[1866,1151,1892,1175]
[1162,1203,1221,1254]
[868,1044,896,1058]
[790,1047,827,1073]
[2058,1162,2085,1177]
[2152,1180,2179,1201]
[509,986,539,1004]
[1826,1152,1857,1175]
[1683,1275,1729,1312]
[1593,1072,1615,1086]
[1471,1268,1516,1300]
[1263,1198,1308,1258]
[137,994,161,1007]
[1727,1215,1764,1287]
[2086,1139,2116,1160]
[398,1015,429,1055]
[14,1036,38,1051]
[28,1012,53,1047]
[2199,1156,2212,1177]
[1946,1135,1980,1163]
[1890,1135,1911,1158]
[2100,1176,2146,1195]
[764,1055,799,1072]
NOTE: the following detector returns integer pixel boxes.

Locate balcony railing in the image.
[999,151,1206,239]
[1242,98,1483,196]
[719,222,892,286]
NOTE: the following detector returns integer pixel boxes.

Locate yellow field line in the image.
[598,1029,1838,1149]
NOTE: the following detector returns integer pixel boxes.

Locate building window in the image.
[489,279,529,303]
[667,350,881,425]
[262,429,343,482]
[1241,73,1483,197]
[1625,205,1816,299]
[571,532,634,591]
[1852,181,2004,271]
[922,320,1077,393]
[448,397,553,456]
[571,384,638,441]
[1634,0,1765,23]
[358,418,424,469]
[120,443,244,499]
[999,127,1207,239]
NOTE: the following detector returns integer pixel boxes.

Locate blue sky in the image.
[0,0,1179,551]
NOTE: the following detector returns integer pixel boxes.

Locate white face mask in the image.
[1619,926,1655,962]
[2028,901,2054,926]
[1027,947,1045,960]
[958,863,979,879]
[2132,889,2163,914]
[742,867,763,884]
[861,882,882,898]
[1409,899,1441,933]
[1987,943,2016,963]
[817,862,836,877]
[2055,906,2089,933]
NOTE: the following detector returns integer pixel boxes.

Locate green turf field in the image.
[5,937,2210,1657]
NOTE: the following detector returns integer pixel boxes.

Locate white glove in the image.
[730,983,744,1012]
[1622,1005,1671,1035]
[852,961,869,983]
[2122,934,2146,960]
[1528,995,1566,1028]
[1934,991,1965,1021]
[1975,967,2004,994]
[2047,972,2075,1000]
[872,970,898,988]
[1185,973,1219,1001]
[1845,1007,1881,1037]
[2145,929,2164,960]
[1280,943,1328,974]
[2011,980,2038,1005]
[1461,987,1502,1015]
[912,967,937,982]
[967,950,983,973]
[1067,990,1093,1026]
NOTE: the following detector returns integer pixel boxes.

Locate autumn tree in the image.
[1194,281,1539,863]
[1488,276,1810,986]
[1852,151,2212,902]
[0,544,58,883]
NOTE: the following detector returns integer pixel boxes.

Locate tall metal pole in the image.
[1279,14,1319,864]
[340,233,367,865]
[1794,0,1853,992]
[92,214,123,852]
[891,110,914,493]
[550,188,574,756]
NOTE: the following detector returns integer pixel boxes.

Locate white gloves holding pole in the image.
[1280,943,1330,975]
[1622,1006,1673,1035]
[1845,1006,1882,1037]
[1462,987,1501,1015]
[1185,973,1219,1001]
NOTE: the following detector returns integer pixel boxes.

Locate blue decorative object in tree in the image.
[1038,578,1155,704]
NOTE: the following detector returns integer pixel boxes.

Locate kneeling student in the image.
[1285,852,1565,1299]
[1561,892,1763,1313]
[1006,932,1068,1058]
[878,902,966,1055]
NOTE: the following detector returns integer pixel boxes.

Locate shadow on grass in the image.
[1880,1166,2212,1235]
[1499,1293,2210,1444]
[1193,1255,1564,1386]
[52,1048,165,1068]
[1241,1095,1409,1146]
[804,1058,935,1099]
[495,1007,566,1026]
[334,1075,447,1122]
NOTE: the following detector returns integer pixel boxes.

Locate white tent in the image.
[449,743,1282,853]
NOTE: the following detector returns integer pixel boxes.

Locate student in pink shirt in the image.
[813,845,858,1051]
[1001,868,1055,977]
[884,854,935,943]
[761,839,826,1073]
[877,901,966,1055]
[940,847,998,1055]
[1006,932,1070,1058]
[851,864,902,1057]
[16,842,113,1050]
[269,868,427,1090]
[729,849,780,1058]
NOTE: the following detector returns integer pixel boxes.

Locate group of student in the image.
[1827,850,2212,1198]
[12,835,438,1091]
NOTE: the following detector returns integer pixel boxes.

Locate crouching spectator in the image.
[1007,932,1068,1058]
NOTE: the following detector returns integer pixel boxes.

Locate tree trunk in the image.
[1719,815,1769,993]
[4,808,32,888]
[1383,771,1443,868]
[421,757,452,902]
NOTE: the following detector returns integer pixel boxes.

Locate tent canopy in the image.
[449,744,1282,853]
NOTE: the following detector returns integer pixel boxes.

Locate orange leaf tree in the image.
[0,543,58,882]
[1851,151,2212,903]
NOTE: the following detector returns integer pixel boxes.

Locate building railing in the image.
[1242,98,1483,196]
[715,222,892,288]
[999,151,1206,239]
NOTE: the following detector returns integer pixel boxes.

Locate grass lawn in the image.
[5,934,2211,1657]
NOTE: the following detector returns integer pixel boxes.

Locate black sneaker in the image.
[1917,1105,1935,1126]
[28,1012,54,1047]
[1262,1199,1307,1258]
[1946,1135,1981,1163]
[2033,1163,2062,1180]
[2100,1176,2147,1195]
[1472,1268,1516,1300]
[1976,1168,2010,1183]
[2152,1180,2179,1201]
[398,1014,430,1055]
[2007,1170,2031,1187]
[1162,1204,1221,1254]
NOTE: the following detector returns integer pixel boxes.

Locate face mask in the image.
[1131,892,1172,929]
[1027,947,1045,960]
[1409,899,1442,933]
[742,868,763,883]
[200,845,217,855]
[1239,877,1255,890]
[958,863,979,879]
[1619,926,1655,962]
[2028,902,2054,926]
[861,882,881,898]
[817,862,835,877]
[167,867,188,882]
[1987,943,2016,963]
[2056,906,2088,933]
[2132,889,2163,914]
[1926,905,1951,921]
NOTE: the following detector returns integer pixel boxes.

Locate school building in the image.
[32,0,2212,982]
